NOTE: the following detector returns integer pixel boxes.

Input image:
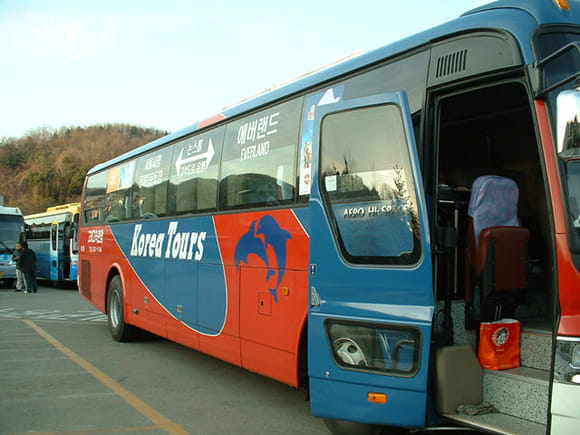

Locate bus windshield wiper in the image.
[0,238,14,254]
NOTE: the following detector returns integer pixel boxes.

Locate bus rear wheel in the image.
[107,275,137,342]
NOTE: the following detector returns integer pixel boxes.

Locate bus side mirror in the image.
[535,42,580,96]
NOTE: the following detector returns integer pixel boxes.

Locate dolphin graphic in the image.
[234,220,271,272]
[256,215,292,302]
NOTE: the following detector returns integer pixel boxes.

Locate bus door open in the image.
[50,222,59,281]
[308,92,434,427]
[68,216,79,281]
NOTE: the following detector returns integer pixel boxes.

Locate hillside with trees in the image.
[0,124,167,215]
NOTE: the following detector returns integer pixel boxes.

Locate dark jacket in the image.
[18,248,37,275]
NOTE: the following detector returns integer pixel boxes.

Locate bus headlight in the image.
[555,338,580,384]
[335,337,368,366]
[326,320,421,376]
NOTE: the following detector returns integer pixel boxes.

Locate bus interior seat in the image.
[465,175,529,326]
[498,170,532,219]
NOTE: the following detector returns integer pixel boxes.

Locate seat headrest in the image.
[468,176,520,247]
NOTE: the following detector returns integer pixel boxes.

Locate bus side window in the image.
[277,165,294,201]
[219,100,301,210]
[132,146,173,220]
[104,161,135,223]
[83,171,109,225]
[169,127,224,216]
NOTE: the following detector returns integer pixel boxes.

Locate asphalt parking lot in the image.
[0,283,328,435]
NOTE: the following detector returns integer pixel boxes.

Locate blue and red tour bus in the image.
[79,1,580,432]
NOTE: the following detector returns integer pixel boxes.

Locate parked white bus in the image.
[0,205,25,288]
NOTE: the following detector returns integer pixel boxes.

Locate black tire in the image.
[107,275,137,342]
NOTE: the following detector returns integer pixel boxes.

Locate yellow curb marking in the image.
[24,320,187,435]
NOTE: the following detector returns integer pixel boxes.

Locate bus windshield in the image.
[0,215,24,253]
[565,159,580,229]
[537,28,580,253]
[557,89,580,252]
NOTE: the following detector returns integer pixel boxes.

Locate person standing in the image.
[17,241,37,294]
[12,243,26,292]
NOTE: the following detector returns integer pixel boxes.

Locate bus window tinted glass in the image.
[220,99,302,209]
[51,223,58,251]
[27,214,67,239]
[320,104,420,264]
[72,213,79,253]
[104,161,135,223]
[343,51,428,114]
[0,215,24,247]
[169,127,224,215]
[132,146,172,219]
[83,171,109,224]
[299,51,428,198]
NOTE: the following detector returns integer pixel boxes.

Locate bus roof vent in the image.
[436,49,468,78]
[428,32,522,88]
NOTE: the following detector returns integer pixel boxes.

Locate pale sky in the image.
[0,0,489,139]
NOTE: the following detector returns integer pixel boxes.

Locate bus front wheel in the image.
[107,275,137,342]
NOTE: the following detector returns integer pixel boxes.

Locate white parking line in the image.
[0,308,107,322]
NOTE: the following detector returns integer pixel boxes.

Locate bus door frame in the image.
[49,221,59,281]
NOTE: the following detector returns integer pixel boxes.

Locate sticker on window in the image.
[325,175,337,192]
